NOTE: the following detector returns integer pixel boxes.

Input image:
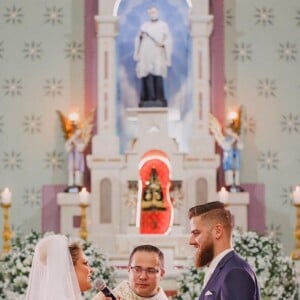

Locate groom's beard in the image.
[195,240,214,268]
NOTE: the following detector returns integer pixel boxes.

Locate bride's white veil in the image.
[25,234,82,300]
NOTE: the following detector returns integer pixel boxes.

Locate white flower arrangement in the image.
[174,230,299,300]
[0,231,116,300]
[0,230,298,300]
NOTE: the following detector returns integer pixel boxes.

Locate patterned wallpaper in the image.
[0,0,299,255]
[225,0,300,252]
[0,0,84,236]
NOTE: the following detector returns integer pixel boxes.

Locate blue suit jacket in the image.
[199,251,260,300]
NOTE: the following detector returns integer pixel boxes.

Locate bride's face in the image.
[74,250,93,292]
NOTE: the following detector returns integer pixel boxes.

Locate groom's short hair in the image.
[188,201,233,233]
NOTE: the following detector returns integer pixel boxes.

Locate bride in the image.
[25,234,93,300]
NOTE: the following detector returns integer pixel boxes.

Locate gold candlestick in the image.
[1,203,12,253]
[291,203,300,260]
[79,203,89,241]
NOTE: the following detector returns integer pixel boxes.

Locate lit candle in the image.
[68,112,79,123]
[79,187,90,205]
[1,188,12,205]
[218,187,229,203]
[228,111,238,122]
[293,186,300,204]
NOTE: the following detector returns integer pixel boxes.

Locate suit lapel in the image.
[199,251,234,299]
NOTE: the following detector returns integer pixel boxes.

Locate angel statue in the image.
[57,109,95,192]
[209,107,244,192]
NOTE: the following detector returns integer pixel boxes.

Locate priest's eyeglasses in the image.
[130,266,160,276]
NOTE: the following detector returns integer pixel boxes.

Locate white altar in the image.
[57,0,250,289]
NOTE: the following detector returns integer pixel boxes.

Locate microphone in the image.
[94,278,116,300]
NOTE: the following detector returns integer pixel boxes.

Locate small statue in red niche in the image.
[138,149,173,234]
[142,168,166,211]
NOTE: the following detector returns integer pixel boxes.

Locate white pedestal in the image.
[226,192,250,232]
[57,193,91,238]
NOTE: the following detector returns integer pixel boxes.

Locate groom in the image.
[188,201,260,300]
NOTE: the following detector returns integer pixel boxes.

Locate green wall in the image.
[0,0,299,255]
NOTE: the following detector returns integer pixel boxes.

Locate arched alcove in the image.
[113,0,192,152]
[113,0,192,16]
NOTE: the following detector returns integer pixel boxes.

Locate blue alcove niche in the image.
[114,0,192,152]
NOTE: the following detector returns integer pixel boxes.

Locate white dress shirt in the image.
[202,248,234,289]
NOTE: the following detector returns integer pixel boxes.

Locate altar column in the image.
[93,15,120,156]
[189,3,215,157]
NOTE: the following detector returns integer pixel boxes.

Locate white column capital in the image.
[94,15,119,37]
[191,0,210,14]
[190,15,214,37]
